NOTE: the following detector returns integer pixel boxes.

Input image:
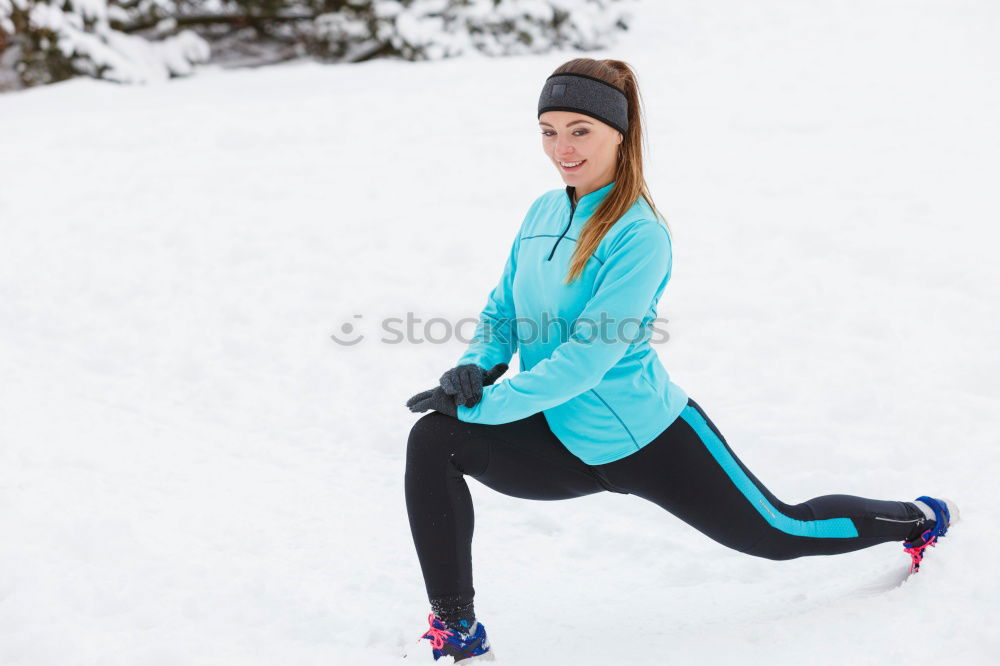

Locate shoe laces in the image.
[419,613,454,650]
[903,530,938,574]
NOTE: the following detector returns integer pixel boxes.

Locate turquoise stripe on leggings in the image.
[679,405,859,539]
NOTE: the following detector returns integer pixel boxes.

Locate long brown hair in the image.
[551,58,671,284]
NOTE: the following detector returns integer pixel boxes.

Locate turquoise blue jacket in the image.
[455,180,689,465]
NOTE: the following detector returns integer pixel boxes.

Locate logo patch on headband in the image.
[552,83,566,97]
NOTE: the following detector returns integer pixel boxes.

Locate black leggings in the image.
[404,397,926,606]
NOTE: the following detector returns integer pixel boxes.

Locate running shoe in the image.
[417,612,495,662]
[903,496,959,574]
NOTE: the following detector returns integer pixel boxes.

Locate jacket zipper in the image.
[547,193,578,261]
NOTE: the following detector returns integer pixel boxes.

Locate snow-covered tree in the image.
[0,0,635,92]
[310,0,635,62]
[0,0,210,89]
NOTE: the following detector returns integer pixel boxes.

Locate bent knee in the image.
[406,411,460,458]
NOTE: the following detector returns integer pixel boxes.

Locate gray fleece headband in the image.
[537,73,629,135]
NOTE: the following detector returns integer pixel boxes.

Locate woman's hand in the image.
[405,386,459,417]
[438,362,510,408]
[406,363,509,417]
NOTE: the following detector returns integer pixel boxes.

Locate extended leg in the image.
[597,398,928,560]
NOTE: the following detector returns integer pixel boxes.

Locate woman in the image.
[404,58,957,664]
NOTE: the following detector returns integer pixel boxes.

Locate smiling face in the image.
[539,110,623,199]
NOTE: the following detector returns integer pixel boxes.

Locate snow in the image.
[1,1,998,664]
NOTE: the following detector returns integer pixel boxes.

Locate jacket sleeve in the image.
[457,219,672,424]
[453,201,538,370]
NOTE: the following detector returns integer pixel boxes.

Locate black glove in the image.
[406,363,509,416]
[405,385,459,417]
[439,362,509,408]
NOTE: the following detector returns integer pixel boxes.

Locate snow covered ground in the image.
[2,1,998,664]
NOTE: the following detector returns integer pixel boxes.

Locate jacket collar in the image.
[565,180,616,219]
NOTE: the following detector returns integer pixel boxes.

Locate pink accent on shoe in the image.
[420,613,454,650]
[903,530,938,574]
